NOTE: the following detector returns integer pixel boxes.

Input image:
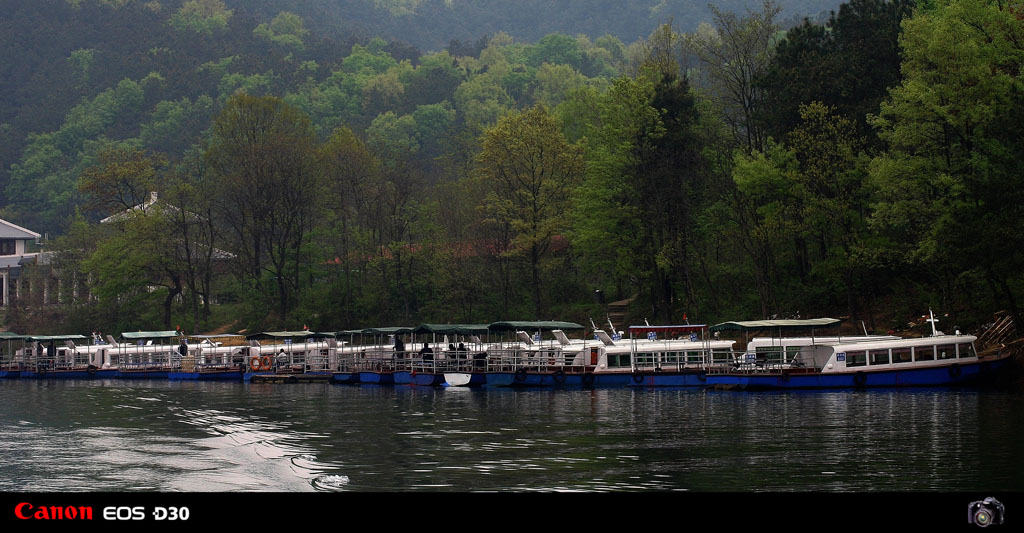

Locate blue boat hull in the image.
[413,373,445,386]
[707,358,1008,389]
[169,369,245,381]
[393,371,413,385]
[487,371,612,387]
[591,372,636,387]
[32,369,117,379]
[358,371,395,385]
[331,372,360,384]
[625,370,709,387]
[116,370,171,379]
[485,372,516,387]
[0,370,23,379]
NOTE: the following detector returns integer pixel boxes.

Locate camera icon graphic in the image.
[968,497,1005,527]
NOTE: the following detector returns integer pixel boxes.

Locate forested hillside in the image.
[2,0,1021,338]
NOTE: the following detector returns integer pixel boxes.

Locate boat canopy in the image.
[709,318,841,332]
[334,329,365,336]
[0,332,27,340]
[359,327,414,335]
[26,334,88,341]
[245,331,331,340]
[629,324,707,336]
[188,334,245,339]
[413,323,490,335]
[488,321,585,331]
[122,331,181,339]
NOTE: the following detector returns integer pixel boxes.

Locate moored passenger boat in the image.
[705,317,1009,389]
[0,332,30,378]
[608,325,735,387]
[244,331,335,382]
[349,327,413,385]
[330,330,362,384]
[168,334,247,381]
[27,334,115,378]
[483,321,589,387]
[113,331,184,379]
[412,323,490,387]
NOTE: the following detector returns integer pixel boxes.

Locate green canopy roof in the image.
[188,334,245,339]
[245,331,331,340]
[0,332,27,340]
[334,329,365,336]
[488,321,585,331]
[360,327,414,335]
[709,318,842,332]
[413,324,490,335]
[27,335,88,341]
[121,331,181,339]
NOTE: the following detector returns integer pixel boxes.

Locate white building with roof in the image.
[0,218,41,308]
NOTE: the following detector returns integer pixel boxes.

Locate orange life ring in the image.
[250,357,262,371]
[261,355,272,371]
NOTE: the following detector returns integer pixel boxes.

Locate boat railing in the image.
[34,359,81,371]
[119,360,182,371]
[707,350,816,374]
[334,352,356,372]
[484,348,581,372]
[194,362,237,370]
[352,349,397,372]
[305,350,331,372]
[430,353,488,373]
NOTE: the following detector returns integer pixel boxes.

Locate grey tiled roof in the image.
[0,218,41,240]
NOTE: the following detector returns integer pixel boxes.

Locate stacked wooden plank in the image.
[977,311,1017,348]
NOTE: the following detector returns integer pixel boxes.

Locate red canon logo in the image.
[14,503,93,520]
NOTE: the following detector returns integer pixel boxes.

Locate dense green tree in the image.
[477,104,584,316]
[869,0,1024,327]
[572,69,707,322]
[526,34,584,71]
[684,1,782,154]
[140,96,215,155]
[5,78,144,232]
[77,148,182,329]
[168,0,233,35]
[161,155,222,332]
[454,74,514,137]
[253,11,310,50]
[759,0,914,141]
[204,93,324,326]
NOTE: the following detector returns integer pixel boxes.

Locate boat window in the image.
[914,345,934,361]
[756,346,783,365]
[711,349,731,364]
[846,351,867,367]
[957,343,975,358]
[686,351,702,363]
[937,344,956,360]
[891,347,912,363]
[869,349,890,365]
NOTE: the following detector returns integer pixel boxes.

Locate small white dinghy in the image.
[444,372,473,387]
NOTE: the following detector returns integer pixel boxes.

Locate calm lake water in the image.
[0,379,1021,492]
